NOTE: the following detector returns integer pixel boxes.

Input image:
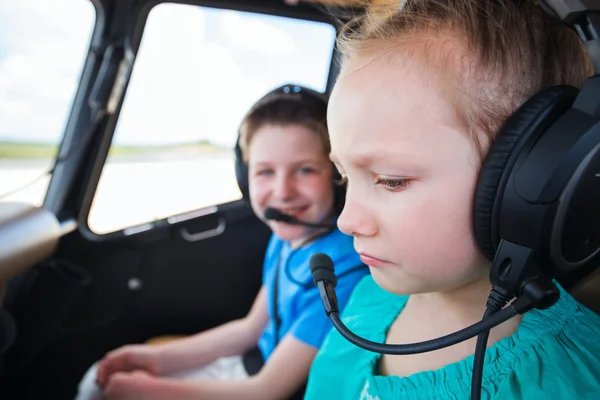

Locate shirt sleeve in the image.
[494,303,600,399]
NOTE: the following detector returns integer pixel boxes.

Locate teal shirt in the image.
[305,275,600,399]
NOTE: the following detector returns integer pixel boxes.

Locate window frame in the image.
[74,0,340,241]
[42,0,105,216]
[0,0,102,212]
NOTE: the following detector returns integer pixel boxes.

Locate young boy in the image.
[76,84,368,400]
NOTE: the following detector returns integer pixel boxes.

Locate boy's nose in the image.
[273,175,297,200]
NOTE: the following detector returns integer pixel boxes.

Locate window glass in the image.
[87,3,336,234]
[0,0,96,206]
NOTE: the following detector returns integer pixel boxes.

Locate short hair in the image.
[238,90,329,163]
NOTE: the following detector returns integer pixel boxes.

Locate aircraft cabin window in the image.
[86,2,336,234]
[0,0,96,206]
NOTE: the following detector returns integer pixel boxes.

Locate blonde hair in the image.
[238,93,329,163]
[336,0,593,161]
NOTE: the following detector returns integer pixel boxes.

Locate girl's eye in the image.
[375,177,410,191]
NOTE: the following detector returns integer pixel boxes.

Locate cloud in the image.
[220,10,296,54]
[0,0,96,142]
[0,1,332,148]
[112,4,297,147]
[112,4,261,147]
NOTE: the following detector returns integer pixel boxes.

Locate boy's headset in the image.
[234,83,345,227]
[309,2,600,400]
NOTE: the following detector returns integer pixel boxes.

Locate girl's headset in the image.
[234,83,346,215]
[473,82,600,301]
[308,3,600,400]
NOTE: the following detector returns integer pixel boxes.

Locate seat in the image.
[145,335,185,346]
[568,267,600,314]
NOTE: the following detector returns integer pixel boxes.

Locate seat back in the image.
[569,267,600,314]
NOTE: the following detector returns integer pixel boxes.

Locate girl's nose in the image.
[337,187,378,238]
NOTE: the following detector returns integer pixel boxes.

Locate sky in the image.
[0,0,336,147]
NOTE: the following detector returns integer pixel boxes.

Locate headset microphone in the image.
[264,207,336,229]
[309,252,559,354]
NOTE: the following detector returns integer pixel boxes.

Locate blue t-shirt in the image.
[305,275,600,399]
[257,228,368,361]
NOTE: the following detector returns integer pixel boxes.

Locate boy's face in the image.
[328,50,490,295]
[248,123,335,243]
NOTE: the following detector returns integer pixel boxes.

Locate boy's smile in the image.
[248,123,335,245]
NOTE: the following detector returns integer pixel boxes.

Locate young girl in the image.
[75,84,368,400]
[304,1,600,399]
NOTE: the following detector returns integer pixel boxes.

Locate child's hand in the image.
[102,370,160,400]
[103,371,201,400]
[96,345,161,387]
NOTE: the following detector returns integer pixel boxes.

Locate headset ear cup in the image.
[473,85,579,260]
[234,138,250,200]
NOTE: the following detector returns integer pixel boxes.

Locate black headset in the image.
[234,83,346,215]
[473,55,600,303]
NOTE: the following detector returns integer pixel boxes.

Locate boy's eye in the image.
[375,177,410,191]
[256,169,274,176]
[298,167,315,175]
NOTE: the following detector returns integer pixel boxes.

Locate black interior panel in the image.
[0,0,339,398]
[1,200,271,400]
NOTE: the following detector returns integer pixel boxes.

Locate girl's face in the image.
[248,123,335,244]
[328,49,490,295]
